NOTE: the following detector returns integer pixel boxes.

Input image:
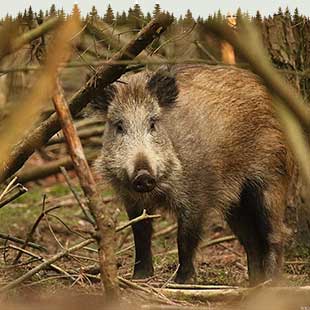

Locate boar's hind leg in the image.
[125,203,154,279]
[225,180,285,286]
[174,209,203,284]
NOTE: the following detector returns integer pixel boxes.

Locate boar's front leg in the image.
[125,202,154,279]
[175,208,203,283]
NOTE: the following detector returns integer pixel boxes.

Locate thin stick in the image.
[0,184,28,209]
[0,177,17,201]
[162,235,236,255]
[60,166,95,225]
[0,238,93,293]
[0,233,46,251]
[13,199,67,263]
[8,244,74,280]
[116,209,160,232]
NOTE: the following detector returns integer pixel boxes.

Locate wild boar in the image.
[93,65,295,286]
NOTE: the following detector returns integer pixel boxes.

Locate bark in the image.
[0,13,173,184]
[52,79,119,299]
[16,152,97,183]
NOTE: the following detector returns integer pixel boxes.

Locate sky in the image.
[1,1,310,18]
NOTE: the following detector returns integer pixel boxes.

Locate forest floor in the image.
[0,157,310,309]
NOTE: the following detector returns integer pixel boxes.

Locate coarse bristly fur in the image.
[92,64,298,286]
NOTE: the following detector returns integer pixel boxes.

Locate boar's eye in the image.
[115,121,125,135]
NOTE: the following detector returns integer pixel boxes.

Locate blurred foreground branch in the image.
[0,16,81,181]
[0,13,173,184]
[205,21,310,132]
[205,20,310,186]
[0,17,61,60]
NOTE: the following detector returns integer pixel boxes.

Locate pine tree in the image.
[37,9,44,24]
[58,8,65,21]
[103,4,115,24]
[132,3,144,28]
[117,11,127,26]
[49,4,56,17]
[183,9,194,27]
[178,15,183,25]
[284,7,291,20]
[236,7,242,24]
[255,10,262,22]
[127,8,134,26]
[277,7,283,16]
[27,6,34,23]
[72,3,81,19]
[22,9,27,22]
[17,12,23,23]
[145,12,152,23]
[293,7,301,24]
[89,5,98,23]
[152,4,161,18]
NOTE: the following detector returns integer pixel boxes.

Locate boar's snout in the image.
[132,169,156,193]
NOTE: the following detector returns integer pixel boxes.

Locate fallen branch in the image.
[0,13,173,184]
[0,238,94,293]
[16,152,97,184]
[0,233,46,251]
[160,287,246,302]
[164,283,238,290]
[47,127,104,145]
[160,285,310,303]
[8,244,74,280]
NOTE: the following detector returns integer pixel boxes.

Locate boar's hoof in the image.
[174,266,196,284]
[132,267,154,280]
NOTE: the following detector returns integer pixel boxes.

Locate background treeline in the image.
[1,3,310,103]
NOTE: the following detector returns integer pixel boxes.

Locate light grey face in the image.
[93,69,179,195]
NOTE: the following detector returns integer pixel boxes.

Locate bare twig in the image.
[0,238,94,293]
[162,235,236,256]
[0,177,17,201]
[13,198,69,263]
[0,184,28,209]
[116,209,160,232]
[8,244,74,280]
[0,233,46,251]
[60,167,95,225]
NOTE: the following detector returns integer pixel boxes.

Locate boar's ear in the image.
[89,84,116,113]
[147,69,179,107]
